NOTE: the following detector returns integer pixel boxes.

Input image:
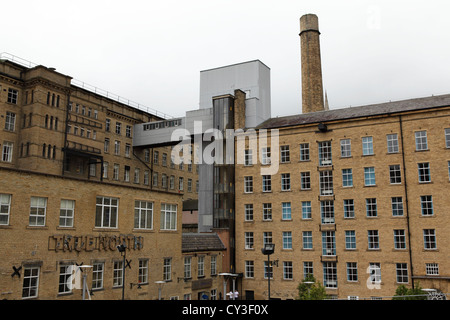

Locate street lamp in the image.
[117,242,127,300]
[155,281,166,300]
[218,273,239,300]
[261,243,275,300]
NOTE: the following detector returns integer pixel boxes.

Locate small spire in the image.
[324,90,329,110]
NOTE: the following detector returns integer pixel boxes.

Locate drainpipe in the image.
[399,115,415,289]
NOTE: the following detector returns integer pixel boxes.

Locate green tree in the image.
[393,283,427,300]
[297,274,327,300]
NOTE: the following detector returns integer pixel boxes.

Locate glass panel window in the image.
[29,197,47,226]
[387,134,399,153]
[0,194,11,225]
[342,168,353,187]
[364,167,376,186]
[362,136,374,155]
[340,139,351,157]
[95,196,119,228]
[134,200,153,229]
[415,131,428,151]
[299,143,310,161]
[282,202,291,220]
[59,199,75,227]
[318,141,332,166]
[160,203,177,230]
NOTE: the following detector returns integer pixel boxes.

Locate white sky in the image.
[2,0,450,118]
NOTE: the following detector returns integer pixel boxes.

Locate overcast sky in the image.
[2,0,450,118]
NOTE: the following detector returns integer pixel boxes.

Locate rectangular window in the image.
[394,229,406,249]
[139,260,149,284]
[302,231,312,249]
[368,230,379,250]
[245,261,254,278]
[391,197,404,216]
[345,230,356,250]
[92,263,104,290]
[210,256,217,276]
[418,163,431,182]
[198,256,205,277]
[113,260,124,288]
[262,175,272,192]
[299,143,310,161]
[113,164,119,180]
[184,257,192,279]
[261,147,271,165]
[244,176,253,193]
[364,167,376,186]
[0,193,11,225]
[264,261,273,280]
[280,145,290,163]
[302,201,312,219]
[347,262,358,282]
[95,196,119,228]
[58,264,73,294]
[245,232,254,249]
[426,263,439,276]
[445,128,450,148]
[283,231,292,249]
[283,261,293,280]
[303,262,314,279]
[387,134,399,153]
[420,195,434,216]
[5,112,16,131]
[282,202,291,220]
[321,200,334,224]
[300,172,311,190]
[369,263,381,284]
[423,229,436,249]
[263,232,272,246]
[22,266,40,298]
[2,141,13,162]
[362,136,374,155]
[114,140,120,155]
[389,165,402,184]
[319,170,333,195]
[340,139,351,157]
[322,231,336,256]
[281,173,291,191]
[7,88,18,104]
[342,168,353,187]
[415,131,428,151]
[245,204,254,221]
[134,200,153,229]
[163,258,172,281]
[366,198,377,217]
[161,203,177,230]
[244,149,253,166]
[343,199,355,218]
[318,141,332,166]
[396,263,409,283]
[263,203,272,221]
[323,262,337,288]
[59,199,75,227]
[29,197,47,226]
[115,122,122,135]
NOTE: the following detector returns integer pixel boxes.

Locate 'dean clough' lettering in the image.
[48,234,144,252]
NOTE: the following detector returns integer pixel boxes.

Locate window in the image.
[134,168,140,184]
[282,202,291,220]
[391,197,404,216]
[244,149,253,166]
[124,166,130,182]
[115,122,122,135]
[113,164,119,180]
[418,163,431,182]
[345,231,356,250]
[261,147,271,165]
[126,125,132,138]
[420,196,434,216]
[184,257,192,279]
[302,201,312,219]
[187,178,192,192]
[198,256,205,277]
[59,199,75,227]
[244,176,253,193]
[95,196,119,228]
[362,136,374,155]
[263,232,273,245]
[321,201,334,224]
[323,262,337,288]
[423,229,436,249]
[340,139,351,157]
[125,144,131,157]
[2,141,13,162]
[162,153,167,166]
[415,131,428,151]
[134,200,153,229]
[319,170,333,195]
[322,231,336,256]
[387,134,399,153]
[5,112,16,131]
[303,262,314,279]
[58,264,73,294]
[161,203,177,230]
[245,261,255,278]
[283,261,293,280]
[263,203,272,221]
[264,261,273,280]
[104,138,110,153]
[342,169,353,187]
[113,261,124,287]
[178,177,184,191]
[153,151,159,164]
[29,197,47,226]
[343,199,355,218]
[283,232,292,249]
[303,231,313,249]
[394,230,406,249]
[0,194,11,225]
[426,263,439,276]
[280,145,290,163]
[368,263,381,284]
[262,175,272,192]
[245,232,254,249]
[300,172,311,190]
[318,141,332,166]
[22,266,40,299]
[245,204,253,221]
[366,198,377,217]
[389,165,402,184]
[163,258,172,281]
[138,260,149,284]
[299,143,310,161]
[92,263,104,290]
[396,263,408,283]
[114,140,120,155]
[7,88,18,104]
[364,167,376,186]
[211,256,217,276]
[445,128,450,148]
[368,230,379,249]
[347,262,358,282]
[169,175,175,189]
[281,173,291,191]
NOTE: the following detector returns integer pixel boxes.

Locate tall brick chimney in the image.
[300,14,325,113]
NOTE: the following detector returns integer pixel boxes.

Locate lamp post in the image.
[218,273,239,300]
[117,242,127,300]
[261,243,275,300]
[155,281,166,300]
